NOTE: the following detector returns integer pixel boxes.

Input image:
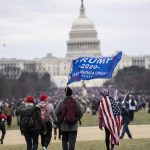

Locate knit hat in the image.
[26,96,35,103]
[40,94,48,101]
[65,87,73,97]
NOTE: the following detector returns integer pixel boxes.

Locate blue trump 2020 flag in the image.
[67,51,122,85]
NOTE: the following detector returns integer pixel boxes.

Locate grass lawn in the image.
[130,110,150,125]
[0,139,150,150]
[8,110,150,130]
[80,110,150,126]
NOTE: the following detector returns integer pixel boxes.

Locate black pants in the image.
[40,121,52,148]
[24,130,40,150]
[61,131,77,150]
[0,126,6,142]
[16,115,20,125]
[105,128,114,150]
[120,121,132,139]
[129,110,134,121]
[7,116,12,127]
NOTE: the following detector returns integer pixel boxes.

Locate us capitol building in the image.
[0,1,150,87]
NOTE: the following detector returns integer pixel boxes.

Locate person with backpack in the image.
[55,86,83,150]
[0,109,7,144]
[20,96,47,150]
[37,94,57,150]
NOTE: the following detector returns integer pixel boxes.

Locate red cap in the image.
[26,96,35,103]
[40,94,48,101]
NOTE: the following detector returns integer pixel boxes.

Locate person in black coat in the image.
[20,96,47,150]
[120,106,132,139]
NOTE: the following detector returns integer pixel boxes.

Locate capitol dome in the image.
[66,0,101,58]
[72,18,94,29]
[72,8,95,29]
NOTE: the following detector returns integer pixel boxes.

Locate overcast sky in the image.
[0,0,150,59]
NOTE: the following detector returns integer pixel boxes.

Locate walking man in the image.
[120,105,132,139]
[20,96,47,150]
[55,87,83,150]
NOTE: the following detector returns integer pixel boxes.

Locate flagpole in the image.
[67,60,73,86]
[121,91,130,111]
[114,89,118,101]
[65,61,73,95]
[122,91,129,104]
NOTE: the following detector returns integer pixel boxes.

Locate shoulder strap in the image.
[24,106,36,116]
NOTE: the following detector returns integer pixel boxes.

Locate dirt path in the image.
[2,125,150,145]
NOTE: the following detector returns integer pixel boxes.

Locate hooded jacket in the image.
[55,96,83,131]
[20,103,46,133]
[37,101,57,123]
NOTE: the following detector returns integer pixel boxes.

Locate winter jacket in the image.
[36,101,57,123]
[55,96,83,132]
[20,103,46,133]
[0,113,7,127]
[121,108,130,124]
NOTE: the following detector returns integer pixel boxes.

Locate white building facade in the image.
[0,1,150,87]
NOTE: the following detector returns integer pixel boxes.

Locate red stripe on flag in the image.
[100,100,114,136]
[104,96,117,144]
[99,96,122,145]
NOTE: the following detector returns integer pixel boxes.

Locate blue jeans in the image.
[61,131,77,150]
[120,122,132,139]
[24,130,40,150]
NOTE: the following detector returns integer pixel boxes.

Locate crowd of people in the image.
[0,87,150,150]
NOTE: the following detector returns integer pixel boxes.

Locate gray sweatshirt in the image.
[37,101,57,123]
[55,96,83,131]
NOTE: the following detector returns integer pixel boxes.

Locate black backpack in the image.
[20,107,35,129]
[61,97,79,125]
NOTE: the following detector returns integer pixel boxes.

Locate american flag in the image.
[99,96,122,145]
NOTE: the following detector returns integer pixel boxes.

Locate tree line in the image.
[104,66,150,93]
[0,72,56,100]
[1,66,149,100]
